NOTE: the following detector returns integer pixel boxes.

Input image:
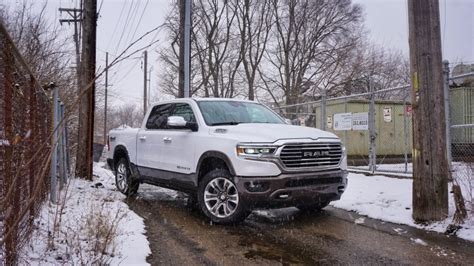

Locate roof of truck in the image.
[148,97,263,108]
[193,97,257,103]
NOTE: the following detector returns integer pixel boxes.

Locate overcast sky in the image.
[7,0,474,107]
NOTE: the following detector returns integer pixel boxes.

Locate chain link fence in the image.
[448,71,474,211]
[273,63,474,187]
[274,85,413,175]
[0,22,70,264]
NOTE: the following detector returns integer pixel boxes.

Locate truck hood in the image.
[208,123,339,143]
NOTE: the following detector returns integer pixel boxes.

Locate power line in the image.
[123,0,143,46]
[105,0,127,51]
[109,57,141,91]
[98,0,105,17]
[128,0,150,45]
[113,0,137,56]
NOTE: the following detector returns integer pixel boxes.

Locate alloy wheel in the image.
[116,163,129,192]
[203,177,239,218]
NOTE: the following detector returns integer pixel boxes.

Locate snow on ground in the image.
[331,173,474,242]
[20,162,150,265]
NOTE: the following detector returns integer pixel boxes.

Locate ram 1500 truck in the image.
[107,98,348,224]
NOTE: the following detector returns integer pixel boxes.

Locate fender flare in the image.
[113,145,140,177]
[196,151,236,177]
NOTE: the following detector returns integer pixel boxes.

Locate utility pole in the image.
[59,7,82,93]
[408,0,449,222]
[76,0,97,180]
[183,0,191,98]
[104,52,108,145]
[178,0,185,98]
[178,0,191,98]
[148,66,153,107]
[143,50,148,116]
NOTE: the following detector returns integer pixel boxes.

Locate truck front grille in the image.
[279,142,342,169]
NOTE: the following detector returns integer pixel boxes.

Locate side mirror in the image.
[284,118,292,125]
[167,116,187,127]
[167,116,198,132]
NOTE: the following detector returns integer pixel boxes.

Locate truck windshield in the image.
[197,101,285,126]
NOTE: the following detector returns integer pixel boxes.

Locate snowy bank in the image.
[331,173,474,242]
[20,162,150,265]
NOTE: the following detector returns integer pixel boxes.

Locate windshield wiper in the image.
[210,122,241,126]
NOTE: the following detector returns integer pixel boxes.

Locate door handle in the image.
[163,137,172,143]
[139,136,147,141]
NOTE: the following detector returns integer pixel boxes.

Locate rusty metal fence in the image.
[0,23,53,264]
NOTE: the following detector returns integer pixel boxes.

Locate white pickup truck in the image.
[107,98,348,224]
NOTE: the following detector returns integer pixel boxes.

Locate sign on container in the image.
[333,113,352,131]
[352,112,369,130]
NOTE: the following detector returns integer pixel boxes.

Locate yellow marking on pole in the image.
[413,72,419,91]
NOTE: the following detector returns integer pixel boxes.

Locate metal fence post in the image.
[344,98,348,146]
[368,79,377,173]
[320,89,327,130]
[50,84,59,203]
[443,60,453,172]
[61,103,69,182]
[403,91,409,173]
[65,119,71,174]
[58,102,66,190]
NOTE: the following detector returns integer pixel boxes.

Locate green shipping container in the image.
[313,99,412,157]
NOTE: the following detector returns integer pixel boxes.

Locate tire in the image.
[197,169,249,224]
[115,158,139,197]
[186,193,199,210]
[296,201,330,212]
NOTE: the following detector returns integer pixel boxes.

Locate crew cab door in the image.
[162,103,198,175]
[136,103,173,179]
[136,103,197,183]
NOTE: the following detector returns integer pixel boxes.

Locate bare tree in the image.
[193,0,238,97]
[261,0,363,106]
[106,104,143,129]
[0,0,78,156]
[1,1,76,100]
[337,43,410,99]
[232,0,273,100]
[158,0,241,98]
[157,1,205,98]
[156,0,408,107]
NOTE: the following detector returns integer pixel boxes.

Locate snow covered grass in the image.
[331,173,474,242]
[20,162,150,265]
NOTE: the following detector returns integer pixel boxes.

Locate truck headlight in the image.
[236,145,277,158]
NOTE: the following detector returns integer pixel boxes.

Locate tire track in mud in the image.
[127,188,474,265]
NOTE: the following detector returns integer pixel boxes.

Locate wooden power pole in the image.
[58,7,82,91]
[76,0,97,180]
[408,0,449,222]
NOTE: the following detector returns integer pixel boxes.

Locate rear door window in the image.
[146,104,172,129]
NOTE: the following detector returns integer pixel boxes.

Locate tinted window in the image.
[171,103,196,123]
[146,104,172,129]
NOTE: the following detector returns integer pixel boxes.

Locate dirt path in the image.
[127,185,474,265]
